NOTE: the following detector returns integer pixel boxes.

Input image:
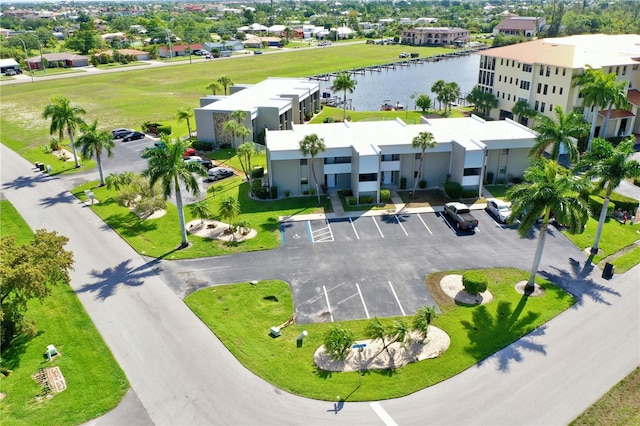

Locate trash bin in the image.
[602,262,614,279]
[37,163,45,171]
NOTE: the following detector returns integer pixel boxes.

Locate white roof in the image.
[0,58,19,67]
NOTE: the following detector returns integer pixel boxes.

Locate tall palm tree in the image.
[600,79,628,138]
[299,133,326,204]
[431,79,446,110]
[512,99,536,125]
[230,109,247,125]
[574,137,640,255]
[237,141,259,182]
[223,120,241,149]
[218,75,233,95]
[218,196,240,230]
[206,81,222,95]
[42,96,86,168]
[330,72,357,121]
[530,106,588,163]
[441,82,461,113]
[76,120,115,186]
[411,131,436,201]
[142,136,207,248]
[176,108,194,140]
[506,158,590,292]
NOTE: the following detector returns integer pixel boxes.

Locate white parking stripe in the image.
[394,215,408,236]
[355,283,370,319]
[349,218,360,239]
[370,402,398,426]
[322,285,334,322]
[325,219,335,240]
[372,216,384,238]
[417,213,433,235]
[388,281,406,316]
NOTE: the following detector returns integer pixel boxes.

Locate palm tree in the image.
[188,200,211,225]
[218,75,233,95]
[42,96,86,168]
[574,137,640,255]
[431,79,446,110]
[230,109,247,125]
[411,131,436,200]
[142,136,207,248]
[530,106,588,163]
[299,133,326,204]
[412,306,437,342]
[600,79,628,138]
[76,120,115,186]
[330,72,357,121]
[237,141,259,182]
[176,108,194,140]
[506,158,590,292]
[441,82,461,113]
[105,171,134,191]
[512,99,537,125]
[206,81,222,95]
[223,120,241,149]
[218,196,240,230]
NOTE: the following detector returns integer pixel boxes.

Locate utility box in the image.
[270,326,281,337]
[602,263,614,279]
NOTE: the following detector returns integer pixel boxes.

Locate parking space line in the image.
[370,402,398,426]
[325,219,335,240]
[322,285,335,322]
[388,281,406,316]
[306,221,314,243]
[355,283,370,319]
[372,216,385,238]
[417,214,433,235]
[348,218,360,240]
[394,215,408,236]
[438,212,457,233]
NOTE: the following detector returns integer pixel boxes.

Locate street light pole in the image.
[17,38,34,83]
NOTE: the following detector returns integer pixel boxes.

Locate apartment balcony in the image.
[324,163,351,174]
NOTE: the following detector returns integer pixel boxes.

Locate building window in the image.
[501,149,509,155]
[549,104,553,111]
[501,58,504,66]
[523,64,532,73]
[359,173,377,182]
[552,85,556,94]
[509,77,513,84]
[515,78,519,85]
[546,67,550,77]
[301,177,308,185]
[498,75,502,82]
[559,87,563,95]
[541,102,546,113]
[555,67,559,75]
[502,93,505,99]
[300,159,307,165]
[543,84,548,95]
[537,83,542,94]
[539,66,544,76]
[519,81,530,90]
[622,66,627,75]
[562,68,566,76]
[534,101,539,111]
[463,168,481,176]
[496,91,500,97]
[508,94,511,101]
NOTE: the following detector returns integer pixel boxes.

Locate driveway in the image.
[2,143,638,425]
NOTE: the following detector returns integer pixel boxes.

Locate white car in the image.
[485,198,512,223]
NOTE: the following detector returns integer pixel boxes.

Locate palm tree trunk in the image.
[343,89,347,121]
[68,130,80,168]
[186,118,192,140]
[602,107,613,139]
[174,177,189,247]
[311,157,321,205]
[411,153,424,201]
[527,209,551,291]
[591,185,612,254]
[96,153,105,186]
[586,105,599,151]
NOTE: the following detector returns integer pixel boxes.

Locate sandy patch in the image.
[440,274,494,305]
[51,149,75,162]
[514,280,546,297]
[187,219,257,242]
[314,328,450,372]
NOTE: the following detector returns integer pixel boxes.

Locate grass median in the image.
[185,268,575,401]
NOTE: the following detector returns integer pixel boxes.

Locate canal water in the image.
[318,53,480,112]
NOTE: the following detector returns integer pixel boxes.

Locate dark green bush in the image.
[251,166,264,179]
[634,178,640,188]
[192,141,213,151]
[380,188,391,203]
[400,177,407,190]
[251,179,267,199]
[444,182,463,199]
[360,196,375,204]
[342,189,353,197]
[419,180,427,189]
[348,196,356,205]
[511,176,523,184]
[303,190,309,195]
[157,124,172,136]
[462,189,477,198]
[598,191,639,213]
[484,171,494,185]
[589,196,615,217]
[270,186,278,199]
[462,271,488,295]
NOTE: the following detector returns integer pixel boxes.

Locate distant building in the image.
[401,27,470,47]
[493,17,546,37]
[27,53,88,70]
[158,43,204,58]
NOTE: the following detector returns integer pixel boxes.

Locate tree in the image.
[431,79,446,110]
[76,120,115,186]
[415,94,432,112]
[218,75,233,95]
[176,108,194,140]
[1,230,74,348]
[411,131,436,200]
[412,306,437,342]
[218,196,240,230]
[299,133,326,204]
[237,142,259,182]
[189,200,211,225]
[322,325,355,361]
[230,109,247,125]
[105,171,134,191]
[42,96,86,168]
[530,106,588,163]
[512,99,537,125]
[574,138,640,255]
[330,72,357,121]
[506,158,590,292]
[223,120,241,149]
[440,82,461,113]
[142,136,207,248]
[206,81,222,95]
[600,79,628,139]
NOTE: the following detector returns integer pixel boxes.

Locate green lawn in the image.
[484,185,510,198]
[0,200,129,426]
[209,147,267,172]
[73,175,332,259]
[185,268,575,401]
[311,106,471,124]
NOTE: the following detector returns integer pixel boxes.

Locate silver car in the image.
[485,198,512,223]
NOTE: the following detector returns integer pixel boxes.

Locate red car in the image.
[183,148,196,157]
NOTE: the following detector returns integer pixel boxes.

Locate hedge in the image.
[251,166,264,179]
[191,141,213,151]
[380,188,391,203]
[588,196,615,217]
[444,182,463,199]
[462,271,488,295]
[597,191,639,213]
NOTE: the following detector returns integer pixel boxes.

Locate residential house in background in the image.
[493,16,546,37]
[158,43,204,58]
[401,27,470,47]
[27,53,89,70]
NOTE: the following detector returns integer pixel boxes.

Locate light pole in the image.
[17,38,34,83]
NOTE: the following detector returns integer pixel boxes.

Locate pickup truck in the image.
[443,202,479,231]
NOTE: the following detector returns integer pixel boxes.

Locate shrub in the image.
[303,190,309,195]
[511,176,523,184]
[157,124,172,136]
[462,271,488,295]
[348,196,356,205]
[270,186,278,199]
[251,179,268,199]
[419,180,427,189]
[589,196,615,217]
[323,117,335,123]
[191,141,213,151]
[600,191,639,213]
[342,189,353,197]
[484,171,494,185]
[496,178,507,185]
[360,196,374,204]
[309,188,315,195]
[380,188,391,203]
[49,139,61,151]
[251,166,264,179]
[634,178,640,188]
[284,190,290,197]
[444,182,463,199]
[462,189,477,198]
[400,177,407,190]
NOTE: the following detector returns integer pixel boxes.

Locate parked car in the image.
[184,155,213,169]
[399,52,409,58]
[4,69,16,76]
[207,167,234,181]
[485,198,512,223]
[443,202,479,231]
[122,131,145,142]
[112,128,133,139]
[183,147,196,157]
[254,50,263,55]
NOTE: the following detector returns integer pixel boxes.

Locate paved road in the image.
[2,143,639,425]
